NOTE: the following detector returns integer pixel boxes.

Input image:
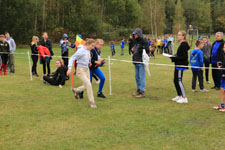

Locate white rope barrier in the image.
[0,51,224,70]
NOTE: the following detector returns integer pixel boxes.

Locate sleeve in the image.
[11,39,16,52]
[70,43,75,48]
[200,51,204,67]
[68,51,81,70]
[217,43,225,64]
[31,45,35,54]
[59,68,66,85]
[90,50,96,66]
[144,40,150,54]
[48,40,54,56]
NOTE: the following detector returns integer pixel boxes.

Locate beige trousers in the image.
[76,67,95,103]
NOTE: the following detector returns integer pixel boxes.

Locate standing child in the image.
[0,34,10,75]
[213,44,225,112]
[110,41,115,57]
[59,33,70,67]
[121,38,126,56]
[171,31,190,104]
[190,40,209,93]
[67,39,97,108]
[30,36,39,77]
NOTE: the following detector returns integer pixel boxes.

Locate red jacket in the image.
[37,45,50,58]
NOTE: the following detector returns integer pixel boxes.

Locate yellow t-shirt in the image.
[157,39,162,46]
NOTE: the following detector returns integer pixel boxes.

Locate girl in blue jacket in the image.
[190,40,209,92]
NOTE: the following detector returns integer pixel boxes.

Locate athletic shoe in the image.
[4,72,8,75]
[72,88,79,99]
[79,91,84,99]
[97,93,106,98]
[172,96,182,101]
[219,108,225,112]
[200,89,209,93]
[213,105,222,110]
[176,97,188,104]
[0,71,2,76]
[90,103,97,108]
[211,86,216,89]
[215,87,220,91]
[135,92,145,98]
[96,80,100,84]
[206,81,211,84]
[132,90,141,96]
[192,89,197,92]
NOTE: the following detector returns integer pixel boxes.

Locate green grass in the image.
[0,43,225,150]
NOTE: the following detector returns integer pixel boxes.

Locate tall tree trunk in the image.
[150,0,154,37]
[154,0,158,38]
[42,0,46,32]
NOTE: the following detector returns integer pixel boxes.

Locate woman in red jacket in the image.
[37,45,51,76]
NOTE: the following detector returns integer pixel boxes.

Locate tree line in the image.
[0,0,224,43]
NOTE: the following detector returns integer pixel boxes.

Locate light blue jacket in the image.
[6,37,16,52]
[68,45,90,70]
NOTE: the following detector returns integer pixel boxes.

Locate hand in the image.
[89,63,92,67]
[59,85,63,88]
[95,61,101,65]
[69,42,71,46]
[201,68,204,71]
[131,48,134,52]
[67,69,71,76]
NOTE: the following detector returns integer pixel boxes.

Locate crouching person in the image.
[0,34,10,75]
[67,39,97,109]
[43,59,67,88]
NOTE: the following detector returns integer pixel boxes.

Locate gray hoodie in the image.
[202,41,211,61]
[68,45,90,70]
[132,28,150,63]
[6,37,16,53]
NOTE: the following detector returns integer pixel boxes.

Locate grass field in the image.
[0,42,225,150]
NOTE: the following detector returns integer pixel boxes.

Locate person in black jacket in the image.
[128,35,134,55]
[89,39,106,98]
[40,32,54,76]
[210,32,224,90]
[131,28,150,98]
[213,44,225,112]
[30,36,39,77]
[171,30,190,104]
[43,59,66,88]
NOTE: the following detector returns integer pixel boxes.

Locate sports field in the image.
[0,43,225,150]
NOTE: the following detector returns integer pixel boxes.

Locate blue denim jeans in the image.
[90,67,105,94]
[134,64,146,92]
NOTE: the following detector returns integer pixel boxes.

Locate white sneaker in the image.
[96,80,100,84]
[172,96,182,101]
[176,97,188,104]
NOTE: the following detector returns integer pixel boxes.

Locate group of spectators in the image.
[0,32,16,75]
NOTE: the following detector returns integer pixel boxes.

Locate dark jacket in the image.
[90,47,99,70]
[221,55,225,80]
[210,39,224,65]
[0,41,10,53]
[171,41,190,68]
[52,66,67,85]
[30,44,38,54]
[132,28,150,63]
[129,38,134,50]
[40,39,54,56]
